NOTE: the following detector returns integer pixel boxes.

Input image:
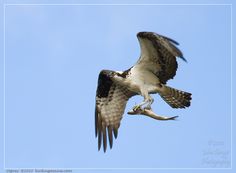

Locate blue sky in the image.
[0,0,235,172]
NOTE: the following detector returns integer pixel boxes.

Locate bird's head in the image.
[112,71,126,84]
[102,70,125,83]
[102,70,116,78]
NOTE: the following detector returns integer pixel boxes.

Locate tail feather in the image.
[159,85,192,108]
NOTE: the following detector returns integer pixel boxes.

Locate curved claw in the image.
[132,105,142,112]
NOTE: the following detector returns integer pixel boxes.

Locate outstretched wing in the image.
[95,70,134,152]
[135,32,186,84]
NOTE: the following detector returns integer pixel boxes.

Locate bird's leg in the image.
[144,97,154,110]
[132,101,146,112]
[133,94,154,111]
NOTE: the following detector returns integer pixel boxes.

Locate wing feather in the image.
[108,125,113,149]
[136,32,186,84]
[95,70,133,152]
[102,123,107,152]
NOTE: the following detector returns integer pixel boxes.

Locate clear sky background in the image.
[0,0,235,173]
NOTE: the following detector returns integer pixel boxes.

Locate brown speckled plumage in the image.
[95,32,192,152]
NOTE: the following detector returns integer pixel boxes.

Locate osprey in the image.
[95,32,192,152]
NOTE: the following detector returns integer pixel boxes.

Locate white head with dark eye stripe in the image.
[101,70,116,78]
[103,69,129,78]
[112,70,133,87]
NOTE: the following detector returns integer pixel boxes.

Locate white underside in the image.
[114,65,161,99]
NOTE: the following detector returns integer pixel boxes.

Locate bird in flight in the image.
[95,32,192,152]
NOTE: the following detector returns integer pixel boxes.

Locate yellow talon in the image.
[132,105,141,112]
